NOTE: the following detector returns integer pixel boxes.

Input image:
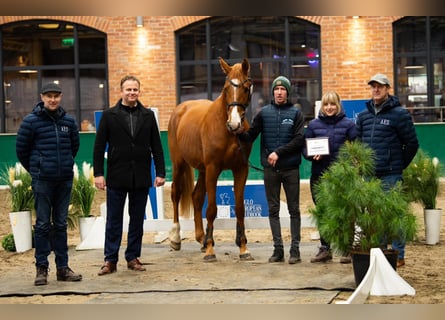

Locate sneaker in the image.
[34,266,48,286]
[56,267,82,281]
[340,254,352,264]
[268,248,284,263]
[310,246,332,263]
[288,248,301,264]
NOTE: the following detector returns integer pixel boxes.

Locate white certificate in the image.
[306,137,330,156]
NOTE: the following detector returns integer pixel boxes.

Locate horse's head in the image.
[219,57,253,134]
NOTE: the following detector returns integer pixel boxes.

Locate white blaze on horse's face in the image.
[227,105,242,132]
[226,78,243,132]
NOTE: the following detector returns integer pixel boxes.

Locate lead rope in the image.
[236,136,264,172]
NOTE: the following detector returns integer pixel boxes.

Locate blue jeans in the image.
[32,179,73,269]
[379,174,405,260]
[104,187,148,263]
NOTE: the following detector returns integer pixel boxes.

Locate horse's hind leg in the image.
[169,180,182,250]
[169,163,185,251]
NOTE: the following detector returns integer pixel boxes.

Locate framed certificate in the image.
[306,137,330,156]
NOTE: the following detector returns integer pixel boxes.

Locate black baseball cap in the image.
[40,82,62,94]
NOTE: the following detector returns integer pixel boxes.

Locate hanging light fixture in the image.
[405,57,424,69]
[136,16,143,28]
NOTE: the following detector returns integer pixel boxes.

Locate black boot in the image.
[289,247,301,264]
[268,247,284,262]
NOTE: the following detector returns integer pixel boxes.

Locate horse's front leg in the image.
[192,172,206,249]
[202,170,219,262]
[233,168,254,261]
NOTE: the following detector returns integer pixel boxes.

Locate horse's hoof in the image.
[239,253,254,261]
[170,241,181,251]
[200,246,206,253]
[203,255,217,262]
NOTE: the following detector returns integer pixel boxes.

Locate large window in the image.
[394,17,445,123]
[1,19,108,133]
[176,17,321,124]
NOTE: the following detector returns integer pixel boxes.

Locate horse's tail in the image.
[179,163,194,218]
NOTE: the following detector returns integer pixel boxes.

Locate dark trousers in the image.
[264,167,301,251]
[32,179,72,269]
[104,187,148,263]
[379,174,405,260]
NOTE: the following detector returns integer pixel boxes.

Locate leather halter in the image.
[226,77,253,110]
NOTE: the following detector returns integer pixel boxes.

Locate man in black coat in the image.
[93,75,166,275]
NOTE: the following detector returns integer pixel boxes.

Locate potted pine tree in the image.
[310,141,418,286]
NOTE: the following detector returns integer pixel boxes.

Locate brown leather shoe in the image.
[98,261,117,276]
[397,258,405,268]
[127,258,146,271]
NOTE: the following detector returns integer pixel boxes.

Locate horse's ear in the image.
[219,57,231,75]
[242,58,250,74]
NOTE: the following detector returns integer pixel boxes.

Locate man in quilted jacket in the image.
[16,82,82,286]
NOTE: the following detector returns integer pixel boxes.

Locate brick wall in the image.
[2,16,403,130]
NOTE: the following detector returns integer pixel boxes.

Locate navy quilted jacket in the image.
[303,111,357,177]
[16,102,79,181]
[356,95,419,176]
[241,101,305,170]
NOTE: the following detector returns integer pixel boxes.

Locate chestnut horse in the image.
[168,57,253,262]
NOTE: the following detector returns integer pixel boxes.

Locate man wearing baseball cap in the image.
[356,73,419,268]
[40,82,63,94]
[16,82,82,285]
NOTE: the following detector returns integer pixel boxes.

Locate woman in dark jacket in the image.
[303,91,356,263]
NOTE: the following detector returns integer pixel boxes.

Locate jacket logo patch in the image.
[282,119,294,125]
[60,126,69,132]
[380,119,390,125]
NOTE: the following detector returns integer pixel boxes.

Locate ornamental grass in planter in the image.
[68,162,97,230]
[1,162,34,212]
[403,149,442,245]
[402,149,441,210]
[309,141,418,256]
[1,162,34,252]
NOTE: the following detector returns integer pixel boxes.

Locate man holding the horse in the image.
[93,75,166,275]
[238,76,305,264]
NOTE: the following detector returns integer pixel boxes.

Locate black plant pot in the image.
[351,249,398,286]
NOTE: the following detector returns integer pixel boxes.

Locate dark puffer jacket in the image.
[356,95,419,176]
[16,102,80,181]
[303,111,357,177]
[240,101,305,170]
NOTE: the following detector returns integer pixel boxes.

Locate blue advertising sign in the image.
[341,99,368,121]
[202,184,269,218]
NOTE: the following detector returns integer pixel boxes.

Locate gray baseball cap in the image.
[368,74,391,86]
